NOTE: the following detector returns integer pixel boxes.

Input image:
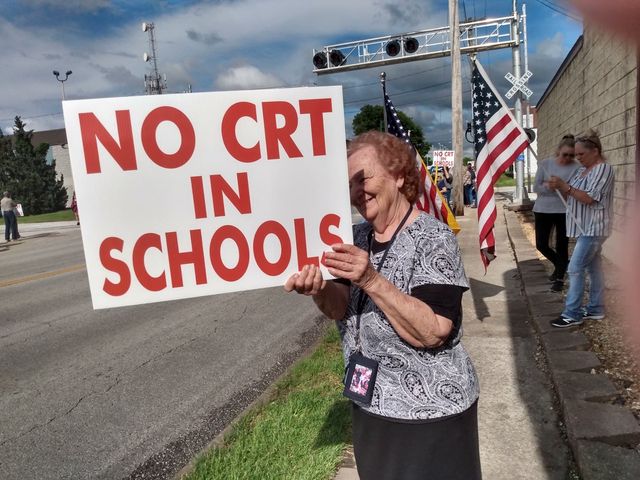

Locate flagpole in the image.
[381,72,388,133]
[526,145,587,236]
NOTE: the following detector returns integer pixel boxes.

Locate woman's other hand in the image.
[284,264,326,295]
[324,244,378,290]
[547,176,566,191]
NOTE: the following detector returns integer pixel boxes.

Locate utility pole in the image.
[450,0,464,216]
[522,1,532,193]
[511,0,531,206]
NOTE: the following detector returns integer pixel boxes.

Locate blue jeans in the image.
[464,185,476,206]
[3,210,19,241]
[562,236,606,320]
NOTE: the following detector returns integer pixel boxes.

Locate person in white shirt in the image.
[1,191,20,242]
[533,134,580,292]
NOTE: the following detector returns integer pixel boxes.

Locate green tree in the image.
[0,129,15,188]
[351,104,431,158]
[1,117,67,214]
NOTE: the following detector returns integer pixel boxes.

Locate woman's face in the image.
[574,142,599,168]
[557,146,575,165]
[348,146,403,223]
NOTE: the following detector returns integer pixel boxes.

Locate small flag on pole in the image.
[383,85,460,234]
[471,58,529,268]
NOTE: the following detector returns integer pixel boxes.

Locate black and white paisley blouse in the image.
[336,211,479,421]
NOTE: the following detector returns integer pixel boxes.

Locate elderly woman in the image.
[533,134,579,292]
[285,131,480,479]
[548,129,614,328]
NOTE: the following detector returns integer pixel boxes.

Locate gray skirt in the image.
[351,400,481,480]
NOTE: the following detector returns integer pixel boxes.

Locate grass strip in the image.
[494,174,534,188]
[17,209,75,223]
[184,327,351,480]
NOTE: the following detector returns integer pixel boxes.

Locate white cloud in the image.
[535,32,565,60]
[215,64,285,90]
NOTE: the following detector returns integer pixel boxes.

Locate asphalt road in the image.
[0,227,326,479]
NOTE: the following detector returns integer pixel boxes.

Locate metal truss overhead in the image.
[312,15,518,75]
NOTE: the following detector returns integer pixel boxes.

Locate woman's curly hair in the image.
[347,130,421,204]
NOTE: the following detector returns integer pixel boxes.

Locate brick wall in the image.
[536,27,637,263]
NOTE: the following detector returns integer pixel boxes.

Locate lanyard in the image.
[353,204,413,352]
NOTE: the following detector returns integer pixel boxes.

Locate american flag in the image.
[471,59,529,268]
[383,86,459,233]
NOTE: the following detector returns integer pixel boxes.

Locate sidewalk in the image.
[334,198,640,480]
[1,220,79,239]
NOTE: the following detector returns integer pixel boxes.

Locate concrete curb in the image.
[503,207,640,480]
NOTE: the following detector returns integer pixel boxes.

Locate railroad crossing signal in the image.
[505,70,533,99]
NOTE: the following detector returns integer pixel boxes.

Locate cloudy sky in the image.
[0,0,582,148]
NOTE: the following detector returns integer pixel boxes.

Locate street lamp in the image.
[52,70,72,101]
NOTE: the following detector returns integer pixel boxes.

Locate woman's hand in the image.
[284,264,326,296]
[324,244,378,291]
[547,176,566,192]
[284,261,350,320]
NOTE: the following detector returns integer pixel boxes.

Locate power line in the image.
[341,62,448,90]
[344,60,474,107]
[344,80,452,105]
[532,0,581,22]
[0,111,63,123]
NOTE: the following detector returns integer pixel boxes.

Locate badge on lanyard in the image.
[343,352,379,405]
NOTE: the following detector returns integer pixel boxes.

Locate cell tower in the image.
[142,22,167,94]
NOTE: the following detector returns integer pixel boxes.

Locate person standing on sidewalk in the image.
[533,134,579,292]
[71,191,80,225]
[1,191,20,242]
[463,163,477,207]
[285,131,481,480]
[547,129,614,328]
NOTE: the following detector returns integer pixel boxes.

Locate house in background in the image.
[30,128,74,208]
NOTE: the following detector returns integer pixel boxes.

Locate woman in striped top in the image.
[547,129,614,328]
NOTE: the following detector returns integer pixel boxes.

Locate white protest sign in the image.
[432,150,455,167]
[63,86,353,309]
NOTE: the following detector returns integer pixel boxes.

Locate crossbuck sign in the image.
[504,70,533,99]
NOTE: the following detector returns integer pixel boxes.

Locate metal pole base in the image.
[507,199,534,212]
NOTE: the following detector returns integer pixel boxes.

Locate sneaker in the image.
[582,311,605,320]
[549,271,564,282]
[551,315,583,328]
[550,280,564,292]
